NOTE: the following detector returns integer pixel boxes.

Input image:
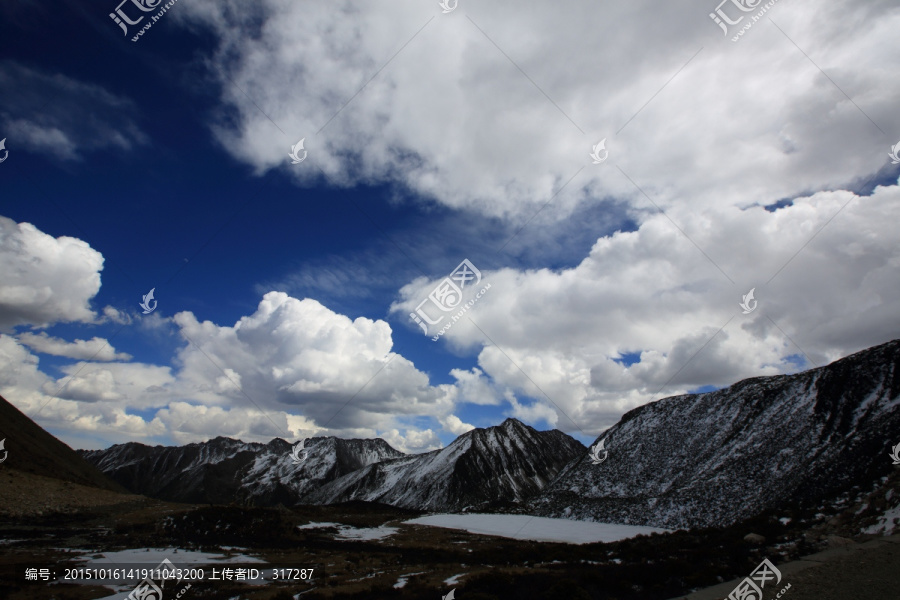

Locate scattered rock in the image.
[826,535,855,548]
[744,533,766,544]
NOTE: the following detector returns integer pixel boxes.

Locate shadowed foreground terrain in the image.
[1,470,899,600]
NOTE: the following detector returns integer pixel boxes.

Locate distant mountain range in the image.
[78,419,585,510]
[303,418,585,510]
[12,338,897,533]
[529,339,900,529]
[79,435,404,506]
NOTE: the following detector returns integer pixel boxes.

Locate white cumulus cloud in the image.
[0,216,103,330]
[17,332,132,362]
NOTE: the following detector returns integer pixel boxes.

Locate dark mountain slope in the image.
[0,393,126,492]
[79,435,405,505]
[302,418,586,511]
[530,339,900,529]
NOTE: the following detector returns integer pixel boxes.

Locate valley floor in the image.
[2,471,899,600]
[670,534,900,600]
[769,539,900,600]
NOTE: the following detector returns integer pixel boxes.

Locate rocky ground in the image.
[775,539,900,600]
[0,469,142,518]
[1,468,898,599]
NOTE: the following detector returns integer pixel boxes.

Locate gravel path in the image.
[775,539,900,600]
[670,535,900,600]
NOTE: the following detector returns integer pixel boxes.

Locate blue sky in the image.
[1,0,899,453]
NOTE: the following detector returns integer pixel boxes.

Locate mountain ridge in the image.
[530,338,900,529]
[78,418,586,510]
[78,434,405,505]
[73,339,900,531]
[303,417,585,510]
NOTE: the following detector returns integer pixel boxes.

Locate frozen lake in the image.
[66,547,266,600]
[404,513,669,544]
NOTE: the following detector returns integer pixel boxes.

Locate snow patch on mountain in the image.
[531,339,900,530]
[302,419,584,511]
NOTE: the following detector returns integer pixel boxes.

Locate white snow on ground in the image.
[297,522,398,541]
[335,525,398,541]
[444,572,466,585]
[404,514,669,544]
[347,571,384,583]
[394,571,425,588]
[82,547,265,565]
[863,503,900,535]
[67,548,266,600]
[297,522,342,529]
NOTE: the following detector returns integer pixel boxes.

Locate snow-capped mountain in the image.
[530,339,900,530]
[302,418,586,511]
[79,419,584,510]
[79,435,404,505]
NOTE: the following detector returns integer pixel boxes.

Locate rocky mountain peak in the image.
[530,339,900,529]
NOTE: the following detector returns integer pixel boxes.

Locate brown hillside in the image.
[0,393,127,493]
